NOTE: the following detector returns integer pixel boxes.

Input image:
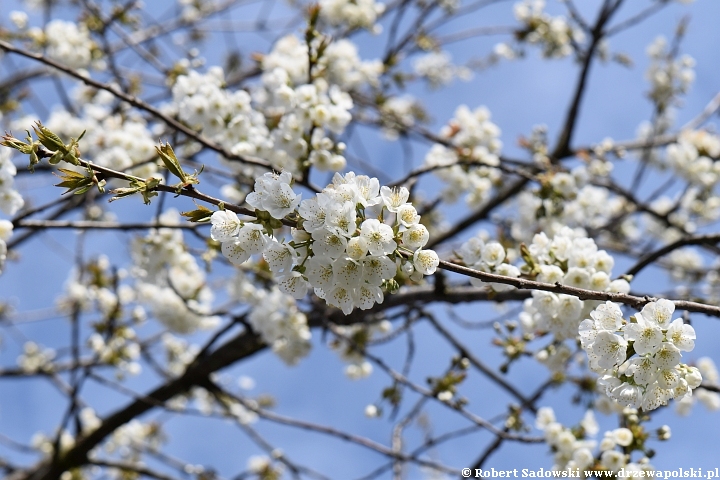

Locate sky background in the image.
[1,0,720,478]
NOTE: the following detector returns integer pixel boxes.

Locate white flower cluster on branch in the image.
[424,105,502,207]
[319,0,385,31]
[581,299,700,411]
[645,36,695,114]
[676,357,720,414]
[459,227,629,342]
[413,51,471,88]
[170,33,382,181]
[535,406,661,474]
[0,147,20,276]
[42,19,95,69]
[513,0,584,59]
[0,147,23,216]
[248,287,312,366]
[14,87,160,180]
[512,167,623,242]
[212,171,438,316]
[132,210,220,334]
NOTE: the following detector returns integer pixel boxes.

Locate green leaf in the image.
[156,142,186,181]
[109,177,159,205]
[156,142,202,191]
[1,131,43,172]
[33,122,66,152]
[53,168,94,195]
[181,205,213,223]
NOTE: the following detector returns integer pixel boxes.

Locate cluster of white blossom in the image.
[459,227,628,344]
[0,147,20,276]
[31,429,75,456]
[51,256,149,378]
[17,341,56,373]
[12,87,160,180]
[319,0,385,32]
[667,130,720,187]
[255,36,380,174]
[133,274,217,334]
[177,0,213,22]
[9,10,29,29]
[39,19,95,69]
[88,327,141,377]
[131,210,220,333]
[580,300,701,411]
[413,51,471,88]
[378,95,421,140]
[535,406,656,473]
[664,247,704,284]
[511,166,623,242]
[247,455,285,479]
[638,196,687,246]
[226,271,311,366]
[656,129,720,235]
[255,69,352,172]
[248,287,312,366]
[331,320,391,379]
[457,235,520,293]
[676,357,720,415]
[633,36,696,165]
[461,227,636,375]
[170,67,266,160]
[673,188,720,231]
[700,261,720,307]
[262,35,383,89]
[104,419,164,458]
[0,147,23,217]
[423,105,503,207]
[493,42,520,61]
[161,333,201,377]
[170,35,382,179]
[168,386,258,426]
[645,36,695,113]
[527,234,626,342]
[513,0,584,59]
[212,171,438,317]
[0,220,11,277]
[56,255,135,316]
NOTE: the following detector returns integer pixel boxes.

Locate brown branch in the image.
[14,220,205,230]
[684,90,720,131]
[552,0,625,159]
[204,380,460,476]
[24,148,293,228]
[327,322,545,443]
[624,233,720,278]
[107,0,243,53]
[19,149,720,320]
[87,459,180,480]
[4,277,534,480]
[470,378,556,469]
[0,39,271,171]
[426,177,529,248]
[606,0,669,37]
[26,150,720,319]
[13,330,266,480]
[434,25,516,46]
[425,314,537,413]
[436,259,720,318]
[0,68,50,93]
